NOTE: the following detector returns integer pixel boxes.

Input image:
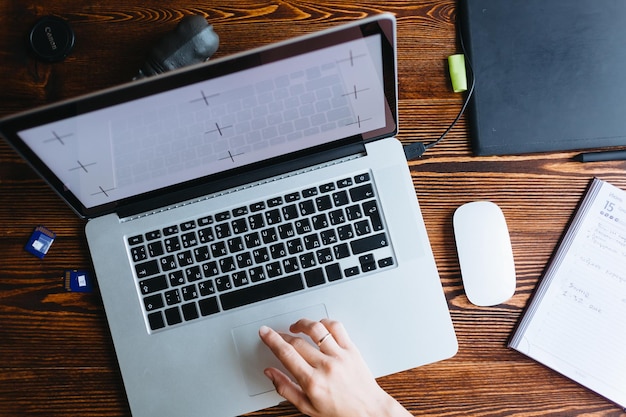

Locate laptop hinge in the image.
[117,141,366,219]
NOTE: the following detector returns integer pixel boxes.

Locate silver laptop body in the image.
[0,14,457,417]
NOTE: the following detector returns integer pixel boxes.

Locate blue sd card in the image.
[25,226,56,258]
[64,269,94,292]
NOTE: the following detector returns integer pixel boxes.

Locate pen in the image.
[573,149,626,162]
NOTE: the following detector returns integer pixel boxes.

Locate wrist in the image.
[369,390,412,417]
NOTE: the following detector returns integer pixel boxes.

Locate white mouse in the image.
[453,201,516,306]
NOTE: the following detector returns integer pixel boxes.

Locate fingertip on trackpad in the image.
[231,304,328,396]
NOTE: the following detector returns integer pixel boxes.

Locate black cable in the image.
[403,18,475,160]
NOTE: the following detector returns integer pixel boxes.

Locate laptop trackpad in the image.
[231,304,328,396]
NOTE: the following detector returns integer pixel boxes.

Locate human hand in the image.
[259,318,412,417]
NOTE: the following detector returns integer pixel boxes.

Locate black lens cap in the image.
[28,16,75,62]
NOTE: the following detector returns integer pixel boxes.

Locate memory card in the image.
[25,226,56,258]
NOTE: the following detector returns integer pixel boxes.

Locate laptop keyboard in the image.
[127,171,395,332]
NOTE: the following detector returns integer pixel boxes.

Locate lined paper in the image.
[509,178,626,409]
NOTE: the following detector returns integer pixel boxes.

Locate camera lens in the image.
[28,16,76,62]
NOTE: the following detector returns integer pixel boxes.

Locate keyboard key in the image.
[312,214,329,230]
[354,173,370,183]
[354,220,371,236]
[333,243,350,259]
[332,190,349,206]
[146,230,161,240]
[232,206,248,217]
[160,255,177,271]
[215,276,232,292]
[131,246,147,262]
[303,233,320,250]
[350,184,374,202]
[270,242,287,259]
[286,238,304,254]
[283,257,300,273]
[248,213,265,230]
[315,195,332,211]
[282,204,299,220]
[231,218,248,234]
[180,221,196,231]
[165,289,181,305]
[232,271,249,287]
[148,241,164,257]
[350,232,388,254]
[316,248,333,264]
[305,268,325,287]
[344,266,360,277]
[199,297,220,316]
[182,285,199,301]
[210,241,227,257]
[182,302,199,321]
[215,211,231,221]
[219,256,236,274]
[198,280,215,296]
[253,248,270,264]
[363,200,383,231]
[319,183,335,193]
[345,205,362,220]
[198,216,213,226]
[284,192,299,202]
[164,236,181,252]
[185,266,203,282]
[219,273,305,310]
[227,236,244,253]
[143,294,164,311]
[359,254,377,272]
[265,209,282,225]
[250,201,266,212]
[299,200,315,216]
[328,209,346,225]
[165,307,182,325]
[168,270,185,286]
[299,252,316,268]
[325,263,343,281]
[249,266,266,282]
[236,252,253,268]
[198,227,215,243]
[266,261,282,278]
[128,235,144,245]
[215,223,231,239]
[163,225,179,236]
[181,232,199,248]
[295,219,313,234]
[337,224,354,240]
[244,232,262,248]
[177,250,194,267]
[135,260,160,278]
[278,223,296,239]
[202,261,219,278]
[337,177,353,188]
[302,187,318,197]
[261,227,278,244]
[193,246,210,262]
[267,196,283,206]
[378,257,394,268]
[148,311,166,330]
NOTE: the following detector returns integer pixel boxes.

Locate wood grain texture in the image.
[1,1,625,416]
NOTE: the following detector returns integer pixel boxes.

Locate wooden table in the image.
[1,1,625,416]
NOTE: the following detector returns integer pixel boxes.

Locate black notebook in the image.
[509,178,626,409]
[459,0,626,155]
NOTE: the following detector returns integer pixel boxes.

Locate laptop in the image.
[0,14,457,417]
[460,0,626,155]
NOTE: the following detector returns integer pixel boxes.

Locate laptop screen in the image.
[0,16,396,218]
